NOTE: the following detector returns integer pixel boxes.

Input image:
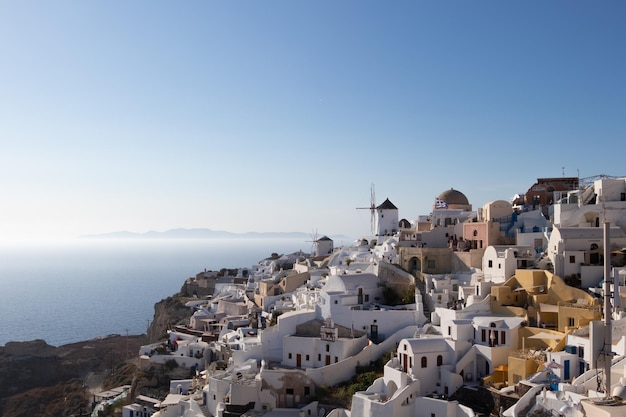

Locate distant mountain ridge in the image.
[82,228,351,241]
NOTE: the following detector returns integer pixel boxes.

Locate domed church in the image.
[433,188,472,211]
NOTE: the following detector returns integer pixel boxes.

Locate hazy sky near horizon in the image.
[1,1,625,241]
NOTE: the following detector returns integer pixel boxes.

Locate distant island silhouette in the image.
[81,228,351,241]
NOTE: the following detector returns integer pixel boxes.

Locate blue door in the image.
[564,360,570,380]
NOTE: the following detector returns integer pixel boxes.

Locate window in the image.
[578,346,585,358]
[448,326,451,336]
[326,344,330,352]
[570,256,576,263]
[498,263,501,269]
[306,354,310,361]
[488,260,493,268]
[334,300,338,304]
[481,329,486,342]
[568,317,575,327]
[288,353,292,359]
[304,386,310,396]
[286,388,294,395]
[421,356,427,368]
[335,356,338,363]
[501,332,506,345]
[318,354,321,361]
[437,355,443,366]
[365,294,369,302]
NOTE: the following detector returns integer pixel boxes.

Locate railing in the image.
[556,300,602,312]
[509,348,546,364]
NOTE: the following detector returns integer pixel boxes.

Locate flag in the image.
[435,198,448,209]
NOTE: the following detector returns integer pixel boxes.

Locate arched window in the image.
[421,356,427,368]
[473,230,478,237]
[437,355,443,366]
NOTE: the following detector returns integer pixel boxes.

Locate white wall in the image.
[282,334,368,368]
[304,325,418,387]
[376,208,398,236]
[149,354,204,370]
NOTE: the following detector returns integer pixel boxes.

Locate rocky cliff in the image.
[146,294,193,343]
[1,282,197,416]
[0,335,145,417]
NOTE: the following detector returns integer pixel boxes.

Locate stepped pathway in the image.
[199,404,210,417]
[416,278,431,322]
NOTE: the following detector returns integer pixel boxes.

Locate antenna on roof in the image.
[356,183,376,235]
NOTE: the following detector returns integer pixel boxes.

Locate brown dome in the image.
[434,188,471,210]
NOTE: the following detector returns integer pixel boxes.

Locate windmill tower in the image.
[306,229,319,255]
[356,183,376,235]
[375,198,399,237]
[306,230,334,257]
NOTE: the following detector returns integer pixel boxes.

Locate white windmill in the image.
[306,229,320,257]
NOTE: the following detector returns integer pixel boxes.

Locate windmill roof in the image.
[318,236,332,241]
[377,198,397,210]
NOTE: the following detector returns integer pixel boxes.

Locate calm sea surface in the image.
[0,238,307,346]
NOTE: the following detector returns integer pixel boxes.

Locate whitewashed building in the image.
[281,318,368,368]
[317,272,425,340]
[482,245,536,284]
[342,335,476,417]
[547,226,626,287]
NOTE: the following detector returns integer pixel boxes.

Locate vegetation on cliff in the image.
[146,294,193,343]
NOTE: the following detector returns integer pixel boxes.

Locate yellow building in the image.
[487,269,601,387]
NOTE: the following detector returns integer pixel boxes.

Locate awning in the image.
[528,332,563,340]
[539,303,559,313]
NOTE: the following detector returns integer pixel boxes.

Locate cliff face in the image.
[1,287,194,416]
[0,335,145,417]
[146,295,192,343]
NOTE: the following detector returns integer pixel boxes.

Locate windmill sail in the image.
[356,183,376,235]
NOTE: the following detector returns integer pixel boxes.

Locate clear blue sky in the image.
[1,1,624,240]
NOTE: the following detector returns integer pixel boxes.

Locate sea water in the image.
[0,238,307,346]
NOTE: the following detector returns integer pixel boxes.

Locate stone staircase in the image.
[199,404,210,417]
[416,278,431,322]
